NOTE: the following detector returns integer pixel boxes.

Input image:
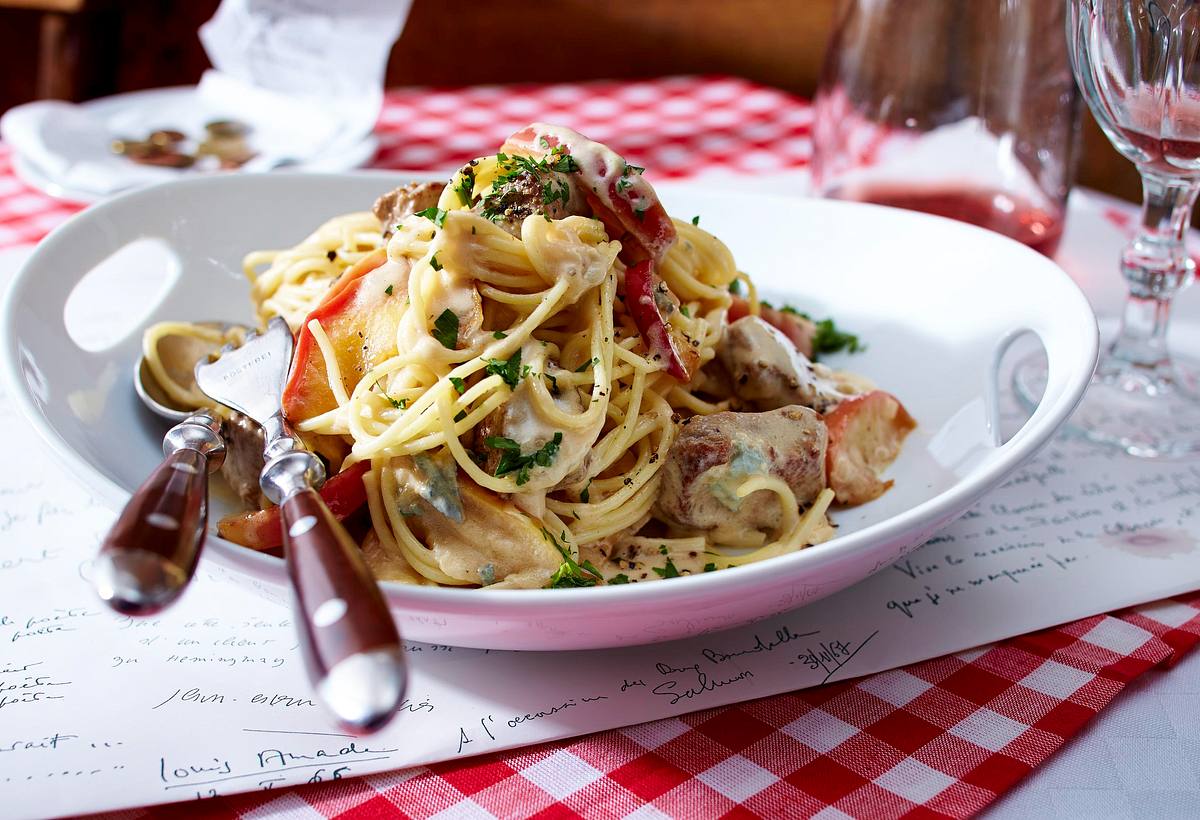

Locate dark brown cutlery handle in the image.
[280,488,406,733]
[94,448,209,615]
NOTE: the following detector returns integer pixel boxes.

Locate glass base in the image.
[1014,346,1200,459]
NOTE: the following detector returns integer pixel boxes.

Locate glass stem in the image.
[1111,171,1200,371]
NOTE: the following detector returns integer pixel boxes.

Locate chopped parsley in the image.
[492,330,508,339]
[376,379,406,409]
[429,252,443,271]
[653,558,682,579]
[455,166,476,206]
[479,147,580,223]
[703,562,718,573]
[432,309,459,349]
[729,278,743,295]
[634,207,646,221]
[679,305,691,317]
[484,349,524,388]
[415,206,447,228]
[769,304,865,359]
[811,317,864,357]
[541,527,601,588]
[486,432,563,486]
[574,356,599,373]
[543,372,559,395]
[454,410,467,422]
[579,479,592,504]
[622,163,644,176]
[608,574,630,585]
[449,376,466,394]
[691,215,700,225]
[384,284,394,296]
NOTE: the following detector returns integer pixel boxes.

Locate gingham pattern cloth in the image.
[0,76,813,250]
[5,77,1195,819]
[106,595,1200,820]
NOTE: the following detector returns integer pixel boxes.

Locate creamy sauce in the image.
[748,316,853,410]
[526,216,619,304]
[497,341,599,492]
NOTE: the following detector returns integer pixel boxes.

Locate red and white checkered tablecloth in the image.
[6,76,1199,819]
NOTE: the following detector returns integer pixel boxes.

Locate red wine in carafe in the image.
[834,184,1065,256]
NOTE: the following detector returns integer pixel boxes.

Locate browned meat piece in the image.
[729,297,816,359]
[219,412,265,506]
[373,182,446,237]
[719,316,857,413]
[475,168,585,236]
[655,406,827,540]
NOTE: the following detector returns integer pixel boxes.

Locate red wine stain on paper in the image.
[1099,528,1196,559]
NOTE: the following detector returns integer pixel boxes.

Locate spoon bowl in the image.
[135,321,250,422]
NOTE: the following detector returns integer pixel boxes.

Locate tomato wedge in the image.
[217,462,370,550]
[282,248,409,421]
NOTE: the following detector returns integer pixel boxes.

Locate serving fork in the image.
[195,317,406,733]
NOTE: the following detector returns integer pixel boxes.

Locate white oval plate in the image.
[0,172,1098,650]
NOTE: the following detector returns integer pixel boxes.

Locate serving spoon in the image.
[92,324,245,614]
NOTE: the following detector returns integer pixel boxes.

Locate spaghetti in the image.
[144,123,913,590]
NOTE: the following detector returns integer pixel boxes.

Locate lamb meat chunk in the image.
[475,167,586,237]
[373,182,446,237]
[719,316,858,413]
[219,412,265,506]
[728,297,816,359]
[655,406,827,540]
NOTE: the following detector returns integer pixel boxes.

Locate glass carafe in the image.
[812,0,1083,256]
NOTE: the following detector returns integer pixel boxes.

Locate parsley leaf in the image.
[416,206,447,227]
[729,278,743,295]
[703,562,718,573]
[484,349,523,388]
[449,376,466,394]
[455,167,476,206]
[429,252,443,271]
[384,284,394,296]
[491,433,563,486]
[579,479,591,504]
[492,330,507,339]
[691,215,700,225]
[541,527,601,588]
[811,317,865,358]
[432,309,459,349]
[484,435,522,451]
[653,558,682,579]
[573,356,599,373]
[608,574,630,585]
[679,305,691,317]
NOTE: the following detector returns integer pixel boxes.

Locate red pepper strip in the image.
[281,248,393,421]
[217,462,370,551]
[625,259,691,381]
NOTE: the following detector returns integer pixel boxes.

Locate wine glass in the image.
[1015,0,1200,458]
